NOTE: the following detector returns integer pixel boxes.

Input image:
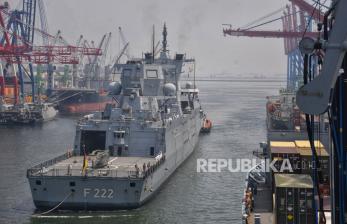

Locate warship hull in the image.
[28,110,202,210]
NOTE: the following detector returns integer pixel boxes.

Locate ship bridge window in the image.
[146,70,158,79]
[80,130,106,154]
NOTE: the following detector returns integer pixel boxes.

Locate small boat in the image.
[201,118,212,133]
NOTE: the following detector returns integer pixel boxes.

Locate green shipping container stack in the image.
[274,173,314,224]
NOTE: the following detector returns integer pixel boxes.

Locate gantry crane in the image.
[0,0,102,102]
[223,0,324,91]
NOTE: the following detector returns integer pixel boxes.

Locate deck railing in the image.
[28,167,142,178]
[27,153,166,179]
[27,152,72,177]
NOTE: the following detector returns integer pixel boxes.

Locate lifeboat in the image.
[201,118,212,133]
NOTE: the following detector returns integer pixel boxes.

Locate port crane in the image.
[0,0,102,102]
[223,0,324,91]
[83,32,112,90]
[110,27,131,74]
[118,26,130,59]
[71,35,86,88]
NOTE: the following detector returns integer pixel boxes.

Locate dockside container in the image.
[270,141,301,174]
[274,173,314,224]
[294,140,329,184]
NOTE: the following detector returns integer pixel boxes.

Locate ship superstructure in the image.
[266,88,329,145]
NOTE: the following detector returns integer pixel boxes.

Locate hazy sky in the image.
[8,0,290,76]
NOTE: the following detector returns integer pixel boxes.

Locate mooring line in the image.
[33,192,73,216]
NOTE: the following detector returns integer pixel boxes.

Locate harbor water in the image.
[0,76,284,223]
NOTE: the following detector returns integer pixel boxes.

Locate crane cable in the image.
[301,0,326,39]
[240,10,303,32]
[304,54,326,224]
[240,6,286,30]
[236,0,328,33]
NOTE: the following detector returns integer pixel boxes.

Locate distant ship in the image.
[51,88,111,114]
[0,76,57,124]
[27,24,207,210]
[0,101,57,124]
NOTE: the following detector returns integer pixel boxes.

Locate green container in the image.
[274,173,314,224]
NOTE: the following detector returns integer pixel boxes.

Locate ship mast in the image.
[160,23,168,59]
[152,25,155,62]
[162,23,168,53]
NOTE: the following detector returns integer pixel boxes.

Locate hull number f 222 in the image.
[83,188,114,199]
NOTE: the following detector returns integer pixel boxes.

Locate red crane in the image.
[223,28,318,39]
[223,0,324,53]
[0,1,102,102]
[0,4,102,65]
[289,0,324,21]
[222,0,324,90]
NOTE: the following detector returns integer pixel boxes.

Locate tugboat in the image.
[27,24,207,210]
[201,118,212,133]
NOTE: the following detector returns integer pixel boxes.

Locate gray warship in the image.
[27,25,206,210]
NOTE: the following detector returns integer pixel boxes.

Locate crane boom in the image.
[100,32,112,67]
[111,42,129,73]
[118,27,130,58]
[223,29,319,39]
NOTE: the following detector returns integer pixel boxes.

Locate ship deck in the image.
[28,155,161,179]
